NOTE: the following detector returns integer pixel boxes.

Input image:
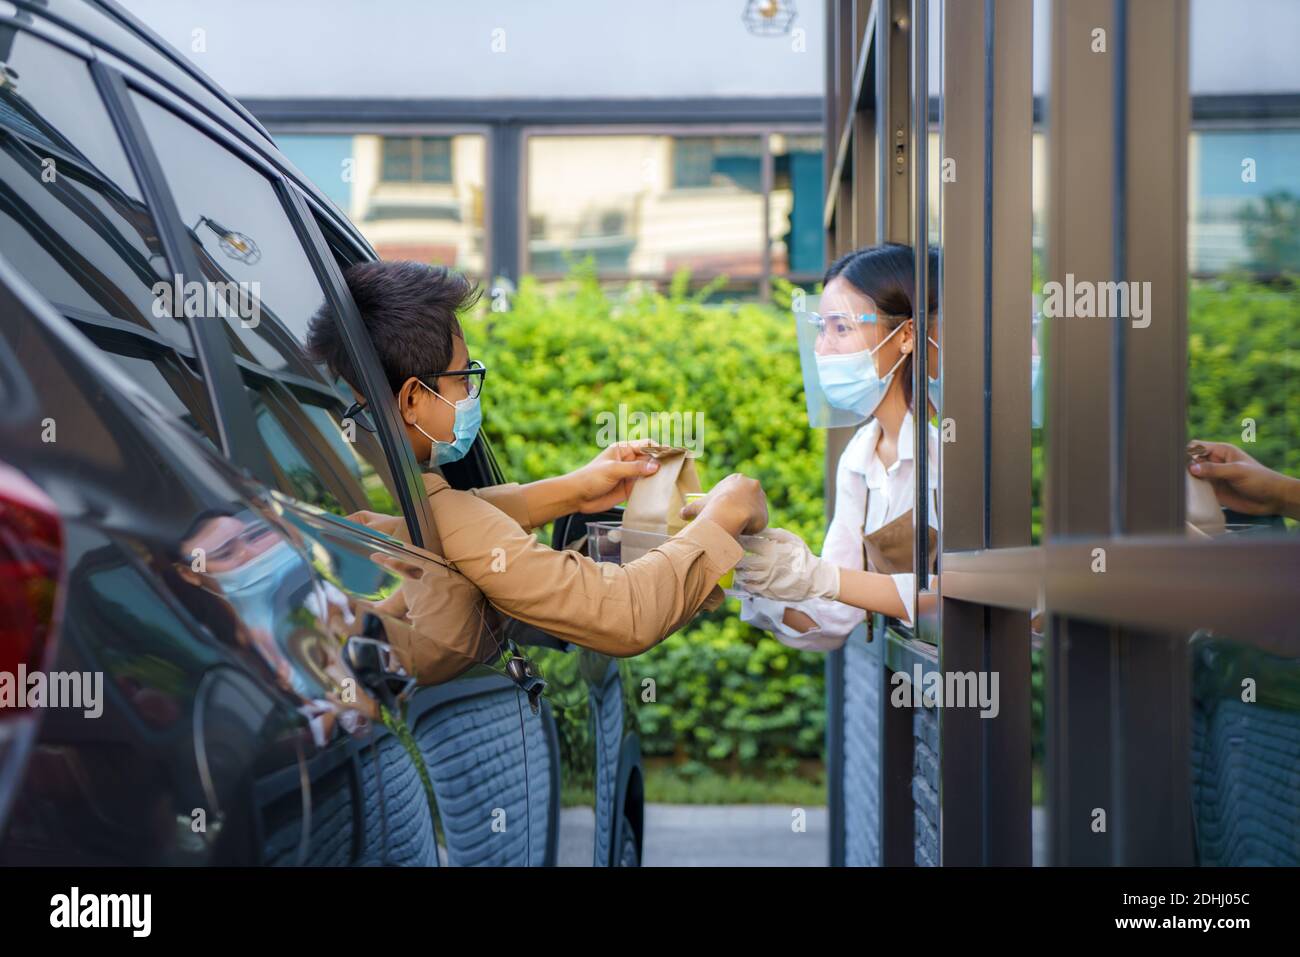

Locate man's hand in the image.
[1188,440,1299,518]
[680,472,768,536]
[571,441,660,514]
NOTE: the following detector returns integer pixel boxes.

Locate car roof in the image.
[5,0,375,260]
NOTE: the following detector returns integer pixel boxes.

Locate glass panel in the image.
[526,133,766,283]
[277,132,487,275]
[1030,0,1050,545]
[380,136,414,182]
[132,94,338,368]
[249,381,401,518]
[768,132,825,281]
[1184,3,1299,536]
[131,95,409,518]
[0,31,186,347]
[0,30,219,441]
[916,0,942,607]
[1189,633,1300,865]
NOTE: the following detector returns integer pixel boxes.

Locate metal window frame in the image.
[4,2,368,270]
[825,0,1298,868]
[929,0,1036,867]
[823,0,925,869]
[92,60,274,486]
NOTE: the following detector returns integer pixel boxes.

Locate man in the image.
[306,260,766,684]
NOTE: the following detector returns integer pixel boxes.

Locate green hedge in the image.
[473,265,828,771]
[1187,274,1299,478]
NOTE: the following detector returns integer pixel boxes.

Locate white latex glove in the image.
[734,528,840,602]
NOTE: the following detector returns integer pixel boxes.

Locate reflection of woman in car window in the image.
[305,261,769,682]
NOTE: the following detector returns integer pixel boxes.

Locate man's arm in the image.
[432,483,752,657]
[471,442,665,532]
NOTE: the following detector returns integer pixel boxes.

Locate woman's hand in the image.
[571,440,660,514]
[1189,440,1300,518]
[735,528,840,602]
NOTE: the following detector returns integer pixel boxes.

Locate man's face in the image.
[400,334,471,463]
[346,335,474,463]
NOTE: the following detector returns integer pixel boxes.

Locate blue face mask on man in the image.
[412,380,482,467]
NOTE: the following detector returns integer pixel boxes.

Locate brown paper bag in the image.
[619,444,701,562]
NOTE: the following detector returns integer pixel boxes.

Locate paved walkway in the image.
[642,804,828,867]
[560,804,1044,866]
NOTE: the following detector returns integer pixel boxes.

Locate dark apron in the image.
[860,490,937,638]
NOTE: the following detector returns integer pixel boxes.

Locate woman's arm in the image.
[833,568,909,621]
[743,444,871,642]
[737,532,909,622]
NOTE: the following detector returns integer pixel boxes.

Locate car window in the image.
[248,379,400,518]
[129,92,407,521]
[0,28,218,444]
[129,92,331,371]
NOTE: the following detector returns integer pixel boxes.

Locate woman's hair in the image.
[823,242,940,409]
[306,260,480,396]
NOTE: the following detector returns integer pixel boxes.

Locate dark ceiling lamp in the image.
[742,0,798,36]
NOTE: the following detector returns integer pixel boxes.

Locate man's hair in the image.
[306,260,480,395]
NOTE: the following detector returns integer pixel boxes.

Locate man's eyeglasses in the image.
[342,359,486,433]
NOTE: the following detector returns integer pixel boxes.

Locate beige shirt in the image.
[352,473,743,684]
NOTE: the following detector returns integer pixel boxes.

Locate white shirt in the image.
[740,411,939,650]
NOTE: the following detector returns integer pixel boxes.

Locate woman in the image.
[706,243,939,649]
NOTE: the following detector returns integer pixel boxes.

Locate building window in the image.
[380,136,453,184]
[527,131,820,293]
[672,136,763,191]
[276,132,485,274]
[769,133,825,280]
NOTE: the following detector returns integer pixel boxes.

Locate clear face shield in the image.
[795,293,904,428]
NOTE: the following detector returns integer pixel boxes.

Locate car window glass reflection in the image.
[0,30,219,443]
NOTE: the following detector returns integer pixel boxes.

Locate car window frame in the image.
[94,60,439,549]
[0,20,231,449]
[91,57,275,484]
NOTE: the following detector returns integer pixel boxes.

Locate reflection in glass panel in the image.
[769,133,825,281]
[922,0,943,602]
[1185,6,1299,533]
[1190,634,1300,865]
[0,32,185,347]
[134,95,339,368]
[1030,0,1051,546]
[277,132,487,274]
[527,134,765,282]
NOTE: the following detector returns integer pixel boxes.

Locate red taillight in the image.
[0,464,64,689]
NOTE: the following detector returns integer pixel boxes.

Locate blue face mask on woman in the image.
[814,321,907,418]
[413,381,482,467]
[922,336,940,411]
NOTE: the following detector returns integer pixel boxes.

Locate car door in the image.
[122,82,539,864]
[0,26,329,864]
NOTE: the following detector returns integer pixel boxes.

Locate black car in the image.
[0,0,643,866]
